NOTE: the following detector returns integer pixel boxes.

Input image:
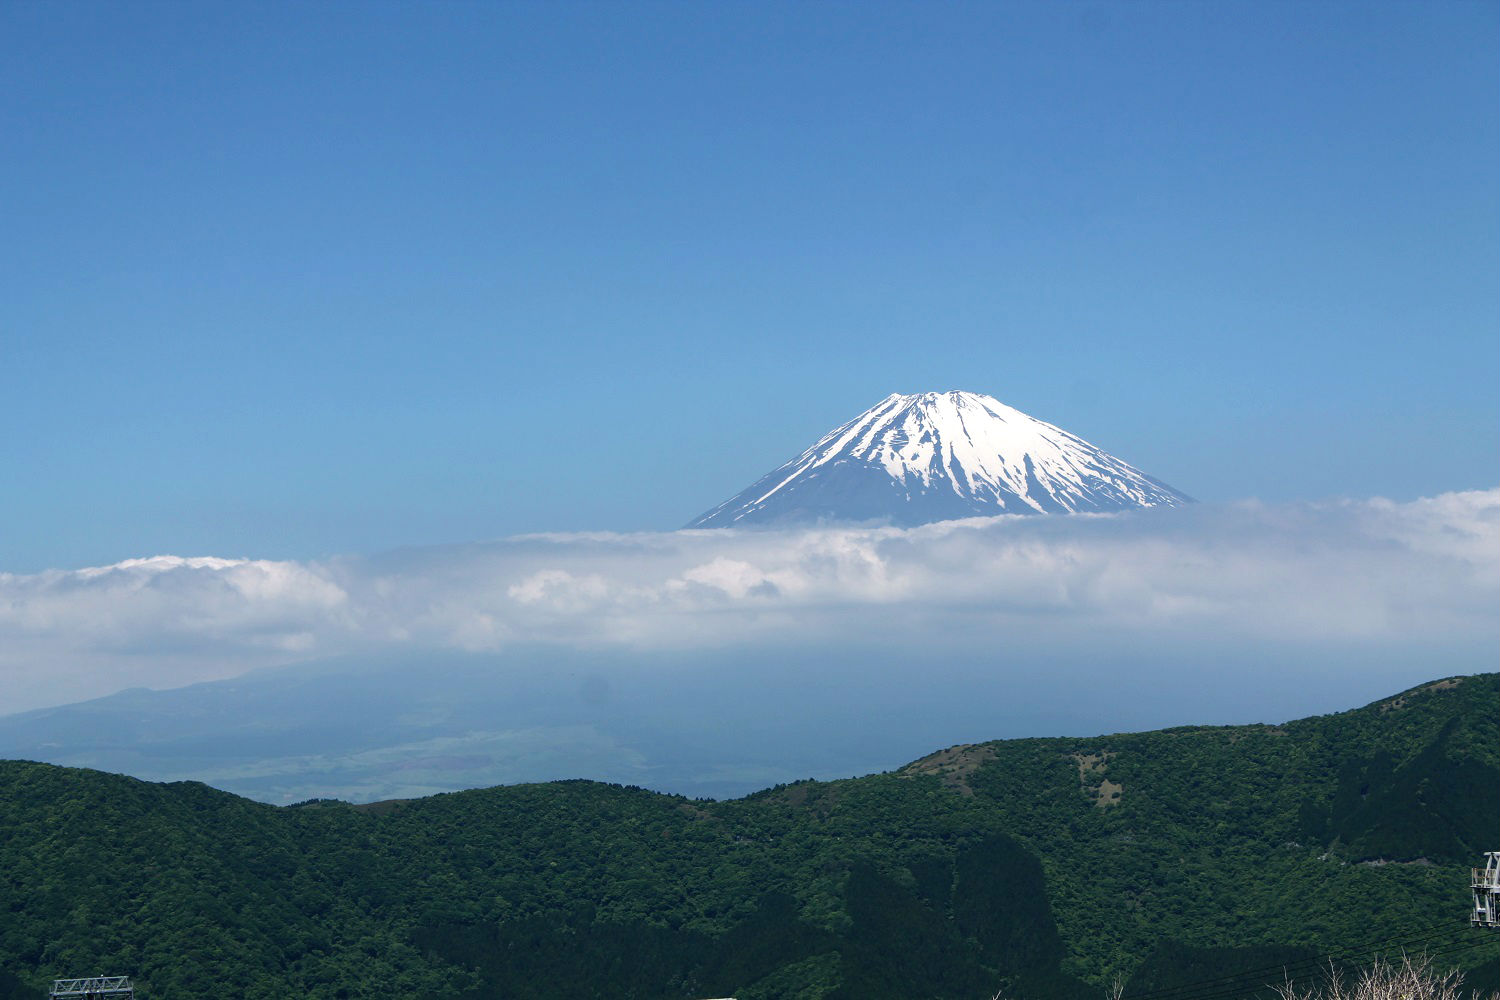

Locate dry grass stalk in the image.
[1273,954,1493,1000]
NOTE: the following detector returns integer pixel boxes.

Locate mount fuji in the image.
[689,390,1192,528]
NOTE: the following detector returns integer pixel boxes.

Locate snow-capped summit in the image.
[688,390,1192,528]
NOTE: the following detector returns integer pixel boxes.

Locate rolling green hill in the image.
[2,674,1496,1000]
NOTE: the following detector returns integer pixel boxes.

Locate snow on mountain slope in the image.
[688,391,1192,528]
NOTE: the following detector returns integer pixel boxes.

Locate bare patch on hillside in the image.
[900,743,998,796]
[1228,725,1288,743]
[1069,752,1122,808]
[1380,677,1463,713]
[676,801,717,823]
[351,798,413,816]
[766,780,845,817]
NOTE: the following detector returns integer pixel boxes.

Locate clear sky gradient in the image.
[3,1,1496,573]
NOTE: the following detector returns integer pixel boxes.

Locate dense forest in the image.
[2,674,1496,1000]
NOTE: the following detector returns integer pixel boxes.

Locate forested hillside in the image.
[2,674,1496,1000]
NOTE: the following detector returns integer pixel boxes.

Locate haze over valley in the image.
[0,394,1494,802]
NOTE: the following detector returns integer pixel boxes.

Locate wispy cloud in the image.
[2,490,1496,714]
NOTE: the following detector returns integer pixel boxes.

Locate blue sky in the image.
[3,1,1496,573]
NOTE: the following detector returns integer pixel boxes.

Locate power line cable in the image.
[1144,935,1498,1000]
[1120,923,1458,1000]
[1120,922,1479,1000]
[1130,928,1476,1000]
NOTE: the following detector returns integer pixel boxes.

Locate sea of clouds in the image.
[2,489,1496,716]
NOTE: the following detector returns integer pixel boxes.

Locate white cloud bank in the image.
[2,490,1496,715]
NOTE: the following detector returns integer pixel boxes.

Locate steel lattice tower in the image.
[1474,853,1500,927]
[49,978,135,1000]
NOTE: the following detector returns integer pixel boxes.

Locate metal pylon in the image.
[1474,852,1500,927]
[49,978,135,999]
